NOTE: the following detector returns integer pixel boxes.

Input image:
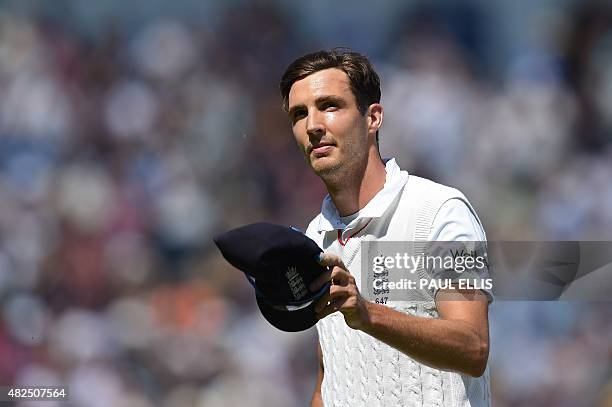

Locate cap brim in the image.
[256,295,318,332]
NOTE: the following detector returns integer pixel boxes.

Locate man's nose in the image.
[306,109,325,137]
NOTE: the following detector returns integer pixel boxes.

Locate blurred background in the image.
[0,0,610,405]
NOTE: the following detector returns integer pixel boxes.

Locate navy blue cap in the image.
[213,222,330,332]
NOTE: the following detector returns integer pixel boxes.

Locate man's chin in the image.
[310,157,342,177]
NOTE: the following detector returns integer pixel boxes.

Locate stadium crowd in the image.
[0,1,610,406]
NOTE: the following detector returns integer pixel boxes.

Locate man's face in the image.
[287,68,370,177]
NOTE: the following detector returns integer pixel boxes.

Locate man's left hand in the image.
[309,252,370,330]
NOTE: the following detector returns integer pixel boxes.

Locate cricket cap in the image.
[213,222,329,332]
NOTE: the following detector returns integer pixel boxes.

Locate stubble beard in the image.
[311,142,368,189]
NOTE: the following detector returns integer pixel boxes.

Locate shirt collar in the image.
[317,158,409,232]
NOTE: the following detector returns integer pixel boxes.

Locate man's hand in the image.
[309,252,370,330]
[308,252,490,377]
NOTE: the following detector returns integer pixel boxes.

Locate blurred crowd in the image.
[0,1,610,406]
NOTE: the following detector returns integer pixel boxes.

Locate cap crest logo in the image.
[286,266,308,300]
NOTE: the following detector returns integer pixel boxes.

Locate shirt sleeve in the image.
[427,198,493,302]
[428,198,486,242]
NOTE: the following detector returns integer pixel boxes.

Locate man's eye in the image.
[292,110,307,121]
[322,102,337,111]
[321,102,340,112]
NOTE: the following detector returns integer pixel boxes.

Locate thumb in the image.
[308,251,346,292]
[317,252,346,269]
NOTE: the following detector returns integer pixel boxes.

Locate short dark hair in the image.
[280,48,382,146]
[280,48,381,115]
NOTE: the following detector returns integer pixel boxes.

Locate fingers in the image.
[330,267,351,288]
[314,294,328,314]
[314,280,351,313]
[309,265,350,293]
[309,270,331,292]
[316,297,345,320]
[317,252,346,269]
[309,252,350,292]
[310,251,357,318]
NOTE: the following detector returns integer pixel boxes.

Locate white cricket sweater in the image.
[305,159,491,407]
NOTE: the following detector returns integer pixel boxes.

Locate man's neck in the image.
[325,152,387,217]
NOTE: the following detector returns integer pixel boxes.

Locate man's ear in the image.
[367,103,383,135]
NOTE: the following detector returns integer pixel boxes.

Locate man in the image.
[280,49,491,407]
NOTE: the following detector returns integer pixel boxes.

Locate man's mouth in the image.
[311,142,335,157]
